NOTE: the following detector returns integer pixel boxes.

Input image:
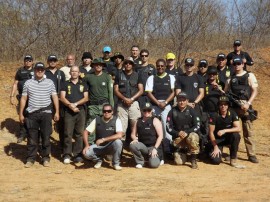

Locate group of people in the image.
[10,39,258,170]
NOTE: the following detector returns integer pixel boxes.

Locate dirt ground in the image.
[0,53,270,202]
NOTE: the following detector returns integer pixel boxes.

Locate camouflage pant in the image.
[173,132,200,154]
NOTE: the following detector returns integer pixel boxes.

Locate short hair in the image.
[103,103,114,111]
[131,45,139,50]
[156,59,166,65]
[140,49,149,56]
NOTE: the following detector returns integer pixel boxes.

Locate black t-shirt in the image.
[175,73,204,102]
[226,51,254,70]
[166,66,183,77]
[45,69,66,94]
[15,67,34,95]
[197,71,208,84]
[138,64,156,90]
[209,109,239,137]
[217,65,234,89]
[61,80,88,104]
[202,81,223,112]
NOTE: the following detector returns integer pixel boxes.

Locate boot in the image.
[191,154,198,169]
[230,158,246,169]
[173,152,183,165]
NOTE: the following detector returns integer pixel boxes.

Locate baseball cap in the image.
[166,53,176,60]
[234,40,241,46]
[47,54,58,61]
[218,96,230,104]
[24,55,33,61]
[34,62,45,69]
[92,58,106,66]
[198,59,208,67]
[81,52,93,60]
[113,52,124,61]
[124,56,135,65]
[103,46,112,53]
[142,102,153,110]
[176,92,189,100]
[207,66,218,74]
[217,53,226,59]
[233,57,243,64]
[185,58,195,66]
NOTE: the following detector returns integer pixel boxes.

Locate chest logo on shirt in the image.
[194,82,198,88]
[68,85,71,94]
[106,127,115,131]
[226,70,230,78]
[80,85,84,92]
[102,82,106,86]
[80,73,85,78]
[231,78,237,83]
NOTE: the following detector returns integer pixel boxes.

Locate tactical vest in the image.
[118,71,138,98]
[137,117,157,146]
[152,74,171,100]
[172,107,193,131]
[95,116,117,142]
[17,67,34,94]
[230,73,251,100]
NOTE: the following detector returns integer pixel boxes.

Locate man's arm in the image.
[10,80,19,105]
[52,94,59,121]
[130,120,138,143]
[166,109,179,139]
[19,95,27,124]
[153,117,163,149]
[107,76,114,106]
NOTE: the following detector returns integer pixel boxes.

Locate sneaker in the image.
[248,156,259,163]
[94,161,102,169]
[73,156,84,163]
[191,160,198,169]
[113,165,122,171]
[173,152,183,165]
[24,161,34,168]
[43,161,50,167]
[135,164,143,169]
[63,156,71,164]
[159,160,165,166]
[230,159,246,169]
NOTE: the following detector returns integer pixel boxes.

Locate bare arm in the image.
[19,95,27,124]
[52,94,59,121]
[10,80,19,105]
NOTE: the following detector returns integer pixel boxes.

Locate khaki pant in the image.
[173,132,200,154]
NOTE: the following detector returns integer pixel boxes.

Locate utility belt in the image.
[29,105,52,114]
[89,99,108,106]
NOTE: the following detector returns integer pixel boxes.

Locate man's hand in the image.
[217,129,226,137]
[54,112,60,122]
[96,138,104,146]
[10,97,16,105]
[19,114,25,124]
[130,139,138,144]
[188,102,195,108]
[83,145,91,155]
[241,103,250,112]
[178,131,187,139]
[211,146,221,158]
[158,101,166,109]
[149,147,158,158]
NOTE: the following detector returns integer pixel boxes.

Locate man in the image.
[83,104,123,171]
[114,57,143,144]
[130,45,142,67]
[224,56,259,163]
[112,52,124,72]
[61,54,76,81]
[137,49,156,107]
[83,58,114,139]
[60,66,88,164]
[130,102,163,168]
[166,92,200,169]
[197,59,208,83]
[175,58,204,116]
[101,46,117,77]
[216,53,234,88]
[19,62,59,168]
[208,96,242,168]
[45,55,66,149]
[79,52,93,79]
[165,52,183,77]
[227,40,254,70]
[10,55,34,143]
[145,59,175,156]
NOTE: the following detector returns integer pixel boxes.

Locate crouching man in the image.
[166,92,200,169]
[83,104,124,171]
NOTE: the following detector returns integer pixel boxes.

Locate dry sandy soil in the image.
[0,50,270,202]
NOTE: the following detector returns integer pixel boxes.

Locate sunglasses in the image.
[209,73,217,76]
[233,62,242,66]
[185,64,193,67]
[157,65,165,67]
[143,109,152,112]
[141,55,148,57]
[199,66,207,68]
[103,109,112,113]
[25,60,33,62]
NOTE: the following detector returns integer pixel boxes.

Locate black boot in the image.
[191,154,198,169]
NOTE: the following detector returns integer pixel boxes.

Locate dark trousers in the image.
[63,108,85,157]
[25,112,52,163]
[208,133,241,165]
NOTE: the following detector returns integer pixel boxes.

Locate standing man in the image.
[114,57,143,144]
[227,40,254,70]
[79,52,93,79]
[101,46,117,77]
[224,56,259,163]
[45,55,66,150]
[130,45,142,70]
[208,96,242,167]
[165,52,183,77]
[10,55,34,143]
[61,54,76,81]
[166,92,201,169]
[83,58,114,143]
[216,53,234,88]
[19,62,59,168]
[83,104,123,171]
[112,52,124,72]
[60,66,88,164]
[145,59,175,156]
[197,59,208,83]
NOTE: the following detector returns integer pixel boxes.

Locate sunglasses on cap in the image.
[103,109,112,113]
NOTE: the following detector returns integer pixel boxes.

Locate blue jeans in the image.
[84,139,123,166]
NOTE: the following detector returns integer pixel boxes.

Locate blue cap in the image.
[103,46,111,53]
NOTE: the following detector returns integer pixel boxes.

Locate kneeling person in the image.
[166,92,200,169]
[208,96,242,167]
[130,102,163,169]
[83,104,123,171]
